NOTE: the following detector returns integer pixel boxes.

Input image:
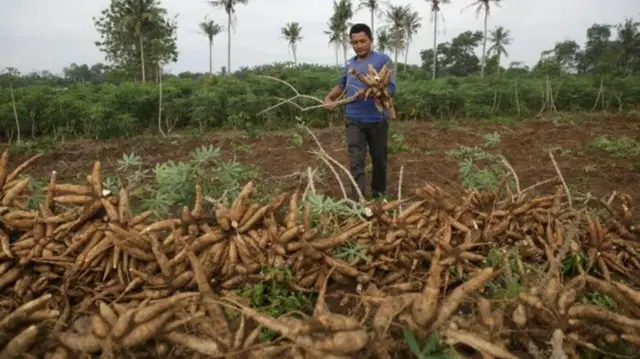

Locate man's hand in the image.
[324,86,344,111]
[323,98,336,111]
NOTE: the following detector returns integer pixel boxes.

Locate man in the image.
[323,23,397,202]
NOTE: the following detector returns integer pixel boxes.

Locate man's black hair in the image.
[349,23,373,40]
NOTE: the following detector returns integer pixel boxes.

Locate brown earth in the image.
[0,113,639,358]
[3,113,639,210]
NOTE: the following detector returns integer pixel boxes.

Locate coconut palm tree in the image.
[356,0,382,38]
[335,0,354,63]
[281,22,303,65]
[324,16,349,66]
[325,0,354,65]
[487,26,511,76]
[376,29,390,53]
[207,0,249,74]
[324,18,343,66]
[427,0,449,79]
[389,29,406,64]
[199,19,224,74]
[402,8,422,71]
[120,0,163,83]
[382,4,409,64]
[462,0,502,76]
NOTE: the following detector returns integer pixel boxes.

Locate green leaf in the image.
[403,328,422,357]
[423,331,440,354]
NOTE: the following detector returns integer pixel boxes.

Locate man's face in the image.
[350,32,372,57]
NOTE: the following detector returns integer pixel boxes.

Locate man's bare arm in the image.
[326,63,348,102]
[324,86,343,102]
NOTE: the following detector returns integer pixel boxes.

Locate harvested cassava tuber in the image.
[0,149,638,358]
[348,63,396,119]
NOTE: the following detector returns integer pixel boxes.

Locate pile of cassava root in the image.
[1,149,640,358]
[349,63,396,119]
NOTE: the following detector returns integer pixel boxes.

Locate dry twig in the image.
[548,149,572,208]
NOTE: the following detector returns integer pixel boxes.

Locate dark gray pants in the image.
[345,119,389,201]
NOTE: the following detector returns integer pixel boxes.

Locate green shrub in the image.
[1,64,638,140]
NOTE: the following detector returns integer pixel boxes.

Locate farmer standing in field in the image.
[323,23,397,202]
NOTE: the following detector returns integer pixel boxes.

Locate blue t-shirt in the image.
[336,51,397,123]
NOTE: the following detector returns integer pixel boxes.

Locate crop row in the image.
[1,70,639,140]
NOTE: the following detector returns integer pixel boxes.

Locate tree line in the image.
[0,0,638,142]
[1,0,638,86]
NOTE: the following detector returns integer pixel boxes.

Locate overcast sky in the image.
[1,0,638,75]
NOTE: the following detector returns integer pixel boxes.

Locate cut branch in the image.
[255,75,358,116]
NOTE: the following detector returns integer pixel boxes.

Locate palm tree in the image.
[324,17,345,66]
[388,29,406,65]
[333,0,354,63]
[356,0,382,38]
[199,19,224,74]
[382,4,409,64]
[325,0,353,65]
[121,0,162,83]
[281,22,303,65]
[463,0,502,76]
[487,26,511,76]
[376,29,390,53]
[402,8,422,72]
[207,0,249,74]
[427,0,449,79]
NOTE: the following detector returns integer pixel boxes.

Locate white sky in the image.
[0,0,638,75]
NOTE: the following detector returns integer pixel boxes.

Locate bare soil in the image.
[1,114,639,358]
[4,114,639,208]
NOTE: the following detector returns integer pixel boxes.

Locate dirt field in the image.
[4,113,640,208]
[1,113,640,358]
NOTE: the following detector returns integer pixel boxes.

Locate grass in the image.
[591,135,640,158]
[229,267,317,342]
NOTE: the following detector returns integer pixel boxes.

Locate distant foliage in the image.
[0,63,639,141]
[93,0,179,82]
[0,12,637,141]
